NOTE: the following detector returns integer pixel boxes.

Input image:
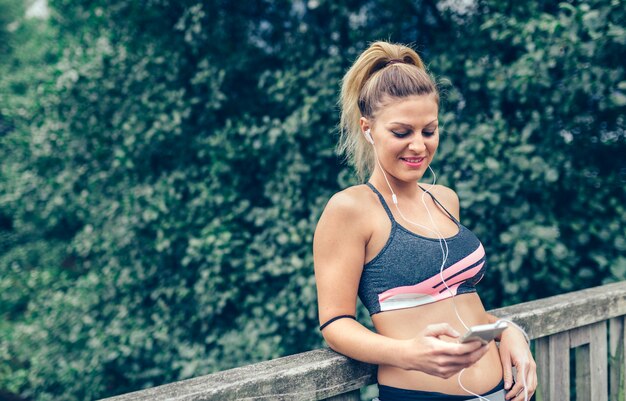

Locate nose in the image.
[408,134,426,153]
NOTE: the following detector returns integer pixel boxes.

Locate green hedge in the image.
[0,0,624,400]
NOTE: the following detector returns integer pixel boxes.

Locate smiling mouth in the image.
[401,157,425,163]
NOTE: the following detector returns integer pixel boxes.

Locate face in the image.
[361,94,439,184]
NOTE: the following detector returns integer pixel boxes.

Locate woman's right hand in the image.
[401,323,490,378]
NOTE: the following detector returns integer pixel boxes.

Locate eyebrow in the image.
[389,119,438,128]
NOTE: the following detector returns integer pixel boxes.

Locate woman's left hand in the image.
[498,326,537,401]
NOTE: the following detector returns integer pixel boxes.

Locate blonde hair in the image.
[338,41,439,180]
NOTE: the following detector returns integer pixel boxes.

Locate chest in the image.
[364,220,486,285]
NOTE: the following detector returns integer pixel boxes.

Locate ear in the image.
[359,117,371,134]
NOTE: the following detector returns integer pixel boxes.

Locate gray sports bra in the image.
[358,183,487,315]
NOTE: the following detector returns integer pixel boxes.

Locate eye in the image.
[422,130,436,137]
[391,130,411,138]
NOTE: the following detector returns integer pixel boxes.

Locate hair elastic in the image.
[386,58,405,67]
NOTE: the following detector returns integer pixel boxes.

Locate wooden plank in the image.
[575,345,591,401]
[609,317,624,401]
[491,281,626,340]
[570,325,591,348]
[549,331,570,401]
[622,318,626,401]
[97,281,626,401]
[570,322,609,401]
[590,321,608,401]
[535,337,550,401]
[623,318,626,401]
[623,319,626,401]
[99,348,376,401]
[569,324,592,401]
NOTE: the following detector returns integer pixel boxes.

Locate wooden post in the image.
[549,331,571,400]
[609,317,624,401]
[570,321,608,401]
[535,337,550,401]
[571,325,592,401]
[589,321,608,401]
[575,345,591,401]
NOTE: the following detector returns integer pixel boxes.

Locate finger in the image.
[506,363,528,401]
[506,380,525,400]
[437,345,488,368]
[467,343,490,363]
[449,338,488,357]
[500,351,513,391]
[511,388,528,401]
[511,381,532,401]
[446,343,489,366]
[424,323,460,339]
[526,363,537,396]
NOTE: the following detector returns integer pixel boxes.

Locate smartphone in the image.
[460,321,508,345]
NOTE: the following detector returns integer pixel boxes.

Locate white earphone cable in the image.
[372,148,469,332]
[420,167,470,332]
[373,148,486,400]
[371,137,526,401]
[419,168,492,401]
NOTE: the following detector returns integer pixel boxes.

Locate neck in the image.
[368,169,424,200]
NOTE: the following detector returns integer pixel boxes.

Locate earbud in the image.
[363,129,374,145]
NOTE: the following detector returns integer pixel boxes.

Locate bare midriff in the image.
[371,292,503,395]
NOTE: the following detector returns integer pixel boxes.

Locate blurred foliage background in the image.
[0,0,624,400]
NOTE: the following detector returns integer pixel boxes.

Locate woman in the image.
[313,41,537,401]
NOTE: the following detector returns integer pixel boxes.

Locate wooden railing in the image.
[100,281,626,401]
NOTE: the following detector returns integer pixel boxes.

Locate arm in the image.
[486,314,537,400]
[314,191,405,365]
[431,186,537,398]
[313,190,489,377]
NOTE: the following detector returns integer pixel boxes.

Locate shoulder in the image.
[313,185,377,277]
[319,185,376,224]
[428,184,459,204]
[315,185,376,241]
[425,184,460,221]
